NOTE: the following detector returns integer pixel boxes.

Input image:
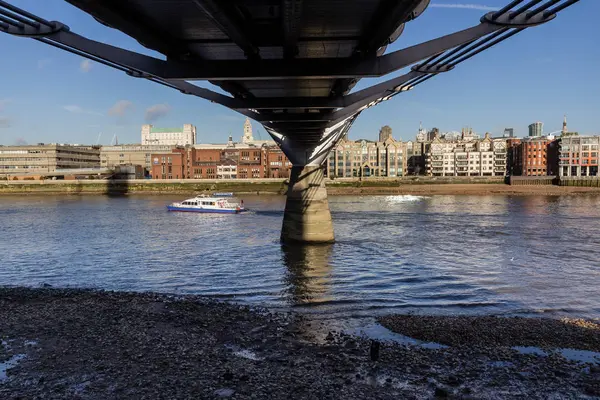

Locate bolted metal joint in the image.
[126,70,150,78]
[481,11,556,27]
[411,64,454,74]
[1,20,67,37]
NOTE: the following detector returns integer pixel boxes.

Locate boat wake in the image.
[384,195,428,203]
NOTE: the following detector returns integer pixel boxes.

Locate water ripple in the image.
[0,194,599,319]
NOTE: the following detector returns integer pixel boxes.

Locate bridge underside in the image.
[0,0,580,242]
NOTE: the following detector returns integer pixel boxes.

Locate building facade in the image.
[101,145,174,175]
[425,133,507,177]
[0,144,100,177]
[559,136,600,177]
[326,137,405,178]
[150,143,291,179]
[141,124,196,146]
[528,122,543,137]
[511,137,559,176]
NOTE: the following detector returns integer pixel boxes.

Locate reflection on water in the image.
[0,194,599,320]
[281,244,333,306]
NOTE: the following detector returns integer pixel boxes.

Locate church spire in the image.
[562,114,568,135]
[242,117,254,143]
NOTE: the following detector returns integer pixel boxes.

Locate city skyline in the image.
[0,0,598,145]
[0,115,585,147]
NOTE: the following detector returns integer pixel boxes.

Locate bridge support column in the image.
[265,115,358,243]
[281,165,334,243]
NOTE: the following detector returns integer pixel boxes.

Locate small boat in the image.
[167,194,245,214]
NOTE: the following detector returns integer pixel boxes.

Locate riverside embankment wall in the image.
[0,176,506,195]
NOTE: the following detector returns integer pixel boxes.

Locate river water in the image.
[1,194,599,320]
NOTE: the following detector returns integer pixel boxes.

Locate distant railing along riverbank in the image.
[2,176,600,195]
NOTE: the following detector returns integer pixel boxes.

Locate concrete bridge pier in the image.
[266,117,357,244]
[281,165,334,243]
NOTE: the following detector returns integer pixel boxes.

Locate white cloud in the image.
[108,100,134,117]
[37,58,52,69]
[63,105,102,116]
[145,104,171,122]
[429,3,499,11]
[80,59,92,73]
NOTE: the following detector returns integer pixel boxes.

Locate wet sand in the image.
[1,288,599,399]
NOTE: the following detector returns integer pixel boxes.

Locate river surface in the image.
[1,194,599,320]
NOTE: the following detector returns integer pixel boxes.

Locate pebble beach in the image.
[1,287,600,399]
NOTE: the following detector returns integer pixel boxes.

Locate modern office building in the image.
[141,124,196,145]
[100,144,174,175]
[504,128,514,138]
[0,144,100,177]
[425,133,507,176]
[558,135,600,177]
[528,121,543,137]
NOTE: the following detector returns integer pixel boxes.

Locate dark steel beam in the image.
[63,0,189,58]
[21,21,504,81]
[191,0,260,59]
[355,0,424,56]
[281,0,303,58]
[161,22,504,80]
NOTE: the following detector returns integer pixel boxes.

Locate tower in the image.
[242,117,254,143]
[562,115,568,135]
[378,125,392,142]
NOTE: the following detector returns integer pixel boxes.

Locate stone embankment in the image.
[2,178,600,196]
[1,287,599,399]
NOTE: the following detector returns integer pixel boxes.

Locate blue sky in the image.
[0,0,598,145]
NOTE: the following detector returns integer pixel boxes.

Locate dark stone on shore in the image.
[0,287,597,400]
[370,340,380,361]
[215,388,236,397]
[434,387,449,398]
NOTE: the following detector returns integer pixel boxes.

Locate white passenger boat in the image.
[167,194,245,214]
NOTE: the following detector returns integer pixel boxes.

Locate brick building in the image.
[510,137,559,176]
[150,144,290,179]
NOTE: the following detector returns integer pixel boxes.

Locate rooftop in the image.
[150,127,184,134]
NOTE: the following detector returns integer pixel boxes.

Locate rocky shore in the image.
[1,287,599,399]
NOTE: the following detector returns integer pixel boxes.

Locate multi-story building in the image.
[141,124,196,145]
[405,140,425,175]
[266,145,292,178]
[528,121,543,137]
[504,128,514,138]
[101,144,173,175]
[558,135,600,177]
[425,133,507,177]
[506,138,522,176]
[511,137,559,176]
[0,144,100,177]
[150,143,289,179]
[326,136,405,178]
